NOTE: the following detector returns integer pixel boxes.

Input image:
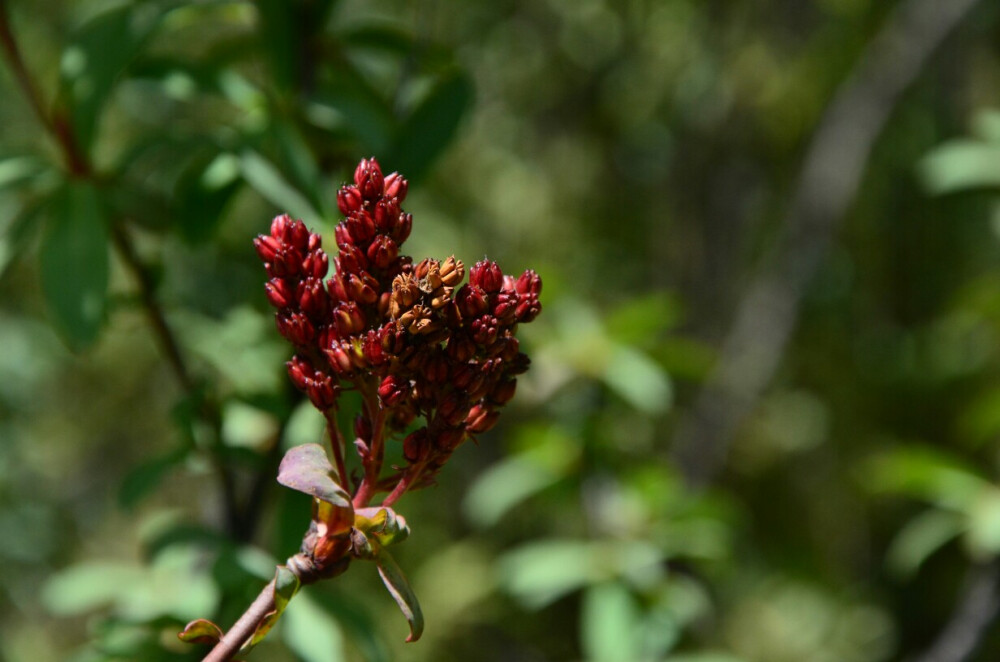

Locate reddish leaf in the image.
[178,618,223,645]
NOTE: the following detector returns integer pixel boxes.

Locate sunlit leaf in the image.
[282,591,346,662]
[886,509,964,578]
[603,345,672,414]
[606,292,684,345]
[498,540,597,610]
[249,565,301,648]
[581,582,640,662]
[918,139,1000,195]
[862,446,987,511]
[39,181,109,350]
[309,590,390,662]
[241,150,320,223]
[355,507,410,547]
[966,486,1000,559]
[375,548,424,642]
[277,443,352,509]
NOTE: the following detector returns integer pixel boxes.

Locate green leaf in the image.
[174,152,242,244]
[375,548,424,643]
[249,565,301,648]
[0,155,48,191]
[59,4,166,150]
[311,69,394,153]
[498,540,598,610]
[463,458,559,528]
[966,486,1000,559]
[277,443,352,509]
[241,150,320,223]
[355,507,410,547]
[605,292,684,345]
[118,447,188,510]
[39,182,109,350]
[282,591,346,662]
[390,71,474,181]
[886,509,964,578]
[309,590,390,662]
[918,139,1000,195]
[862,446,988,511]
[603,345,672,414]
[178,619,223,645]
[581,582,640,662]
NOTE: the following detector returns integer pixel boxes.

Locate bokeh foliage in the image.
[3,0,1000,661]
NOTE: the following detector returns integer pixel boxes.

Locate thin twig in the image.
[910,561,1000,662]
[203,578,276,662]
[671,0,983,486]
[0,0,88,176]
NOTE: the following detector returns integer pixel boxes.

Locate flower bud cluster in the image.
[256,158,541,494]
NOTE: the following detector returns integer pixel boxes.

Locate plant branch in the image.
[910,561,1000,662]
[670,0,983,486]
[0,0,89,176]
[202,578,276,662]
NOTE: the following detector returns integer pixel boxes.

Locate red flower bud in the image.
[515,294,541,323]
[367,235,399,270]
[447,335,477,362]
[438,397,471,427]
[277,312,316,345]
[457,285,489,318]
[425,354,449,383]
[465,404,500,434]
[354,157,384,200]
[471,315,499,346]
[335,222,354,251]
[327,273,348,302]
[489,378,517,406]
[392,212,412,244]
[403,429,429,463]
[373,198,400,233]
[286,356,312,391]
[346,210,376,244]
[265,278,293,309]
[307,377,338,410]
[297,278,330,318]
[325,342,355,374]
[493,291,518,322]
[379,375,410,406]
[346,273,379,305]
[383,172,408,201]
[254,235,280,263]
[336,246,368,275]
[470,260,503,294]
[515,269,542,295]
[354,414,372,442]
[270,214,294,241]
[337,185,363,216]
[333,302,366,335]
[302,251,329,279]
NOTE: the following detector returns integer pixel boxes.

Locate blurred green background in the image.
[4,0,1000,660]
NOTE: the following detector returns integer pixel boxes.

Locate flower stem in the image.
[323,409,349,489]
